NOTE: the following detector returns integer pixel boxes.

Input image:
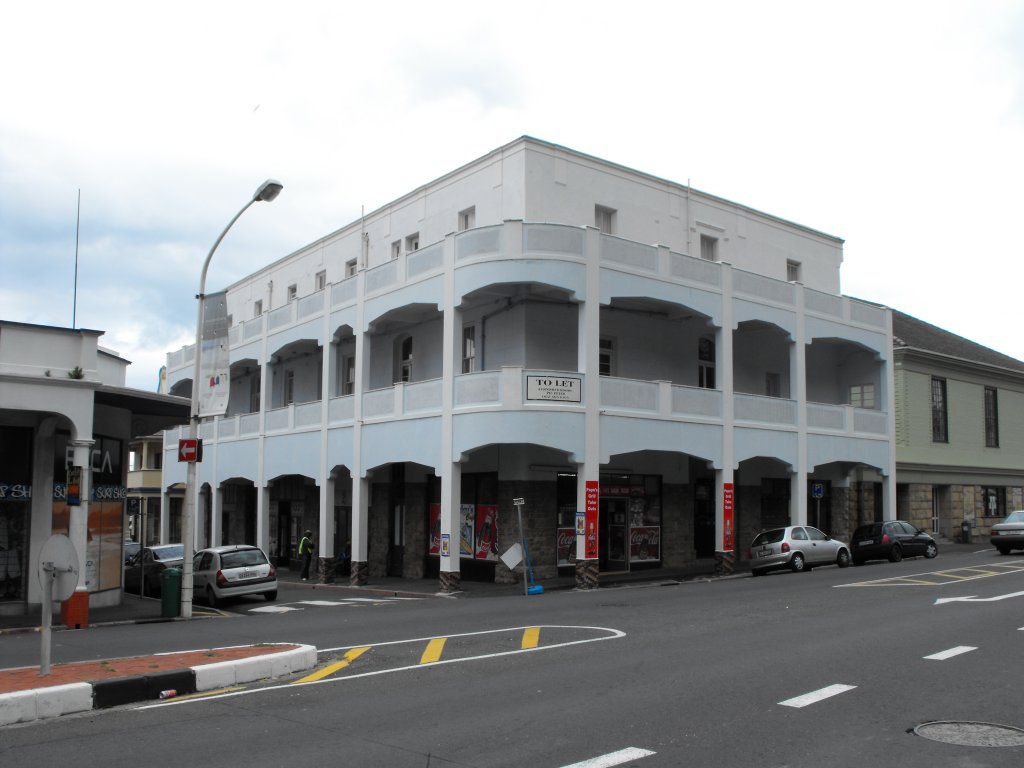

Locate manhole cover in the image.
[914,721,1024,747]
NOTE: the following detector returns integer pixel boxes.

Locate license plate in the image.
[241,570,256,579]
[1001,530,1020,536]
[758,549,773,558]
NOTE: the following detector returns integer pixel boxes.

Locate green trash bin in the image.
[160,567,182,618]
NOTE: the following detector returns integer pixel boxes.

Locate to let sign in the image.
[178,439,202,463]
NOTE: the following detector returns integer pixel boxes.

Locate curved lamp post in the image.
[181,179,283,618]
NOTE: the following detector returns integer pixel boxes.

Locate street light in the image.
[181,179,283,618]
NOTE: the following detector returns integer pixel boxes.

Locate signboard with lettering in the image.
[526,375,582,403]
[723,482,735,551]
[585,480,599,559]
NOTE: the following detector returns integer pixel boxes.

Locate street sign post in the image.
[178,438,202,463]
[37,534,80,676]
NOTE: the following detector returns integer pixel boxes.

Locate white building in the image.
[0,321,188,616]
[162,137,894,591]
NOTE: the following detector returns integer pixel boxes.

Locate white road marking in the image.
[559,747,656,768]
[248,597,416,613]
[779,684,856,708]
[924,646,977,661]
[935,590,1024,605]
[248,605,301,613]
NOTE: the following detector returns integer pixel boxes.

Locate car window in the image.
[791,528,809,541]
[221,549,268,569]
[806,527,828,541]
[1004,511,1024,524]
[153,545,184,561]
[752,529,785,546]
[899,522,918,535]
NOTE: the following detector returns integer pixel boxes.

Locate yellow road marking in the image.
[295,646,370,683]
[522,627,540,649]
[420,638,446,664]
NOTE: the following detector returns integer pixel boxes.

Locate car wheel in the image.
[264,590,277,601]
[997,546,1010,555]
[836,548,851,568]
[924,542,938,559]
[790,552,806,572]
[888,545,903,563]
[205,585,220,608]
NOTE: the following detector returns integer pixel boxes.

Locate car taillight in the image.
[782,542,790,553]
[268,563,276,578]
[882,534,890,545]
[216,570,229,588]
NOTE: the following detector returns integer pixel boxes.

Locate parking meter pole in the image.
[40,564,55,676]
[514,498,527,596]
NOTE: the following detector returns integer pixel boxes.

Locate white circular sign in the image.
[37,534,81,601]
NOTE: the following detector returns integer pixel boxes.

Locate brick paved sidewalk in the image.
[0,644,299,694]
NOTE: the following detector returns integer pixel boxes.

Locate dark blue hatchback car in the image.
[850,520,938,565]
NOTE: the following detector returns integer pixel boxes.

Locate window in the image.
[462,325,477,373]
[254,300,263,317]
[226,314,233,328]
[599,337,615,377]
[700,234,718,261]
[283,369,294,406]
[982,486,1005,517]
[786,260,801,282]
[850,383,876,409]
[399,337,413,383]
[931,377,948,442]
[985,386,999,447]
[595,205,616,234]
[765,373,781,398]
[698,337,715,389]
[345,259,358,277]
[249,376,260,413]
[405,233,420,253]
[287,284,297,302]
[458,207,476,232]
[341,355,355,396]
[391,240,401,260]
[315,270,327,291]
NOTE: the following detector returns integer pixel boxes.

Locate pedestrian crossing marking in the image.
[838,559,1024,587]
[420,638,446,664]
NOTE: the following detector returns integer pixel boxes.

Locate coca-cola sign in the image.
[556,527,576,566]
[629,526,661,562]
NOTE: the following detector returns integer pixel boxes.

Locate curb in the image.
[0,643,317,727]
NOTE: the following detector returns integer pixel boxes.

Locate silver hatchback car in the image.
[748,526,851,576]
[193,545,278,607]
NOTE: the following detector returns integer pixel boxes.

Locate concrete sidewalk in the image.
[0,642,317,727]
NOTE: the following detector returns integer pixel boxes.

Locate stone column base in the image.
[350,560,369,586]
[317,557,336,584]
[574,559,599,590]
[439,570,461,594]
[714,550,735,576]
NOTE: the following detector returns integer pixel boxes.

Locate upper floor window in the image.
[765,373,781,398]
[315,270,327,291]
[391,240,401,260]
[287,284,298,302]
[345,259,358,277]
[931,377,948,443]
[595,205,616,234]
[254,300,263,317]
[599,337,615,377]
[698,337,715,389]
[405,233,420,253]
[700,234,718,261]
[985,386,999,448]
[786,260,802,282]
[249,376,261,413]
[458,207,476,232]
[850,383,875,409]
[462,325,477,373]
[399,336,413,383]
[341,355,355,396]
[283,369,295,406]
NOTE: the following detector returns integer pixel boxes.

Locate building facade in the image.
[892,310,1024,541]
[0,321,188,615]
[161,137,895,590]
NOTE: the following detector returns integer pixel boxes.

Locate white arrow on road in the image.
[935,590,1024,605]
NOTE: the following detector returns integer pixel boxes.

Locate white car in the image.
[748,525,851,576]
[192,545,278,607]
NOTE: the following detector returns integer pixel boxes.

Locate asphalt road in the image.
[4,545,1024,767]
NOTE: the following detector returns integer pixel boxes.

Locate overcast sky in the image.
[2,1,1022,391]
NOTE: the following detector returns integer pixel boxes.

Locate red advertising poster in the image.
[723,483,734,551]
[475,505,499,561]
[629,526,661,562]
[556,527,576,566]
[428,503,441,555]
[585,480,599,559]
[459,504,475,559]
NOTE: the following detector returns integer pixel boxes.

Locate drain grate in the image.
[913,721,1024,747]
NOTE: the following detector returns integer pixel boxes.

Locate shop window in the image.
[982,486,1005,517]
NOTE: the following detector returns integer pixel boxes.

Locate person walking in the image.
[299,530,315,581]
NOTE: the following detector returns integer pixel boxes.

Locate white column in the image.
[195,485,207,549]
[69,439,94,591]
[576,226,602,569]
[319,475,335,560]
[792,282,808,527]
[717,264,736,555]
[256,484,270,555]
[160,489,171,543]
[439,230,461,588]
[210,484,223,547]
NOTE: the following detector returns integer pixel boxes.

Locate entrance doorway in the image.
[276,501,293,567]
[693,481,715,558]
[600,498,628,571]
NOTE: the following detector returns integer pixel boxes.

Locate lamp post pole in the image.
[181,179,282,618]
